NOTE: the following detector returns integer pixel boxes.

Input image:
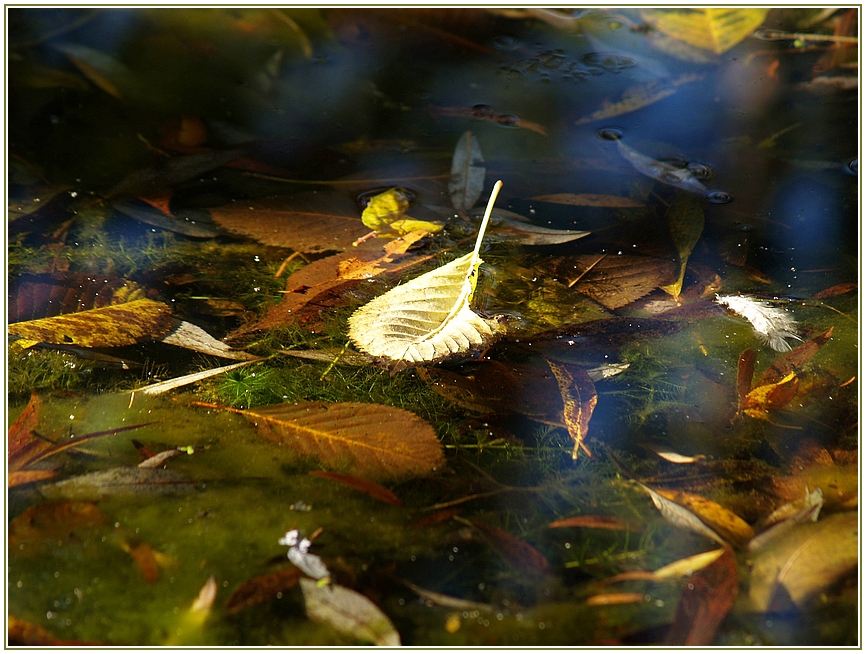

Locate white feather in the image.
[715,294,801,352]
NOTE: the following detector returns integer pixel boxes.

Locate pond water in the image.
[7,8,859,647]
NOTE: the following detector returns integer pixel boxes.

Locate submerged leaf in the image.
[754,326,834,386]
[448,131,486,216]
[748,512,857,611]
[467,519,551,575]
[41,466,195,500]
[226,568,303,614]
[549,253,678,310]
[659,195,705,299]
[641,8,770,55]
[8,298,173,348]
[740,372,799,421]
[348,182,506,370]
[210,195,373,253]
[639,484,754,548]
[300,578,401,646]
[575,73,704,125]
[308,470,402,506]
[158,319,258,360]
[207,401,444,481]
[531,193,645,208]
[546,359,597,459]
[666,547,738,646]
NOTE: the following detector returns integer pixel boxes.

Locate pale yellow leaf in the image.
[641,8,770,54]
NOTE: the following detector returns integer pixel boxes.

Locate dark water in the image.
[7,8,859,646]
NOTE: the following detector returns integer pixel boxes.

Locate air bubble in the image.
[706,190,733,204]
[846,157,857,175]
[687,163,714,180]
[471,104,495,119]
[596,127,623,141]
[497,113,521,128]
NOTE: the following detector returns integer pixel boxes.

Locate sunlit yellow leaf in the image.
[546,359,596,459]
[361,187,443,238]
[641,8,770,55]
[740,372,799,420]
[8,299,173,348]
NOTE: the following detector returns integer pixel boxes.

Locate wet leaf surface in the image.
[226,568,303,614]
[641,8,770,54]
[308,470,402,506]
[448,130,486,215]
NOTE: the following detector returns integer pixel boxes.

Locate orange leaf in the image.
[468,519,551,575]
[547,515,641,531]
[586,592,645,606]
[8,392,50,471]
[741,372,799,420]
[755,327,834,387]
[546,359,597,459]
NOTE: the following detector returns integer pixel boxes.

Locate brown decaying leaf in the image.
[8,616,106,646]
[550,254,678,310]
[308,470,402,506]
[649,487,755,549]
[467,519,551,575]
[209,196,373,253]
[158,319,258,360]
[410,507,462,528]
[531,193,645,208]
[8,298,173,348]
[41,466,195,501]
[120,540,161,583]
[547,515,641,531]
[574,73,704,125]
[736,349,758,409]
[9,273,147,322]
[226,568,303,614]
[300,578,401,646]
[199,401,444,481]
[9,501,107,551]
[665,546,738,646]
[8,392,46,471]
[813,282,857,299]
[546,359,597,459]
[431,105,548,136]
[754,326,834,386]
[236,249,428,335]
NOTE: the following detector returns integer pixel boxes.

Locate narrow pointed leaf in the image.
[348,182,506,370]
[308,470,402,506]
[226,568,302,614]
[546,359,597,459]
[448,131,485,215]
[660,195,705,299]
[616,140,707,194]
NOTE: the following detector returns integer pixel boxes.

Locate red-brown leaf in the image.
[468,519,551,575]
[225,568,303,614]
[666,546,738,646]
[547,515,641,531]
[756,326,834,387]
[308,470,402,506]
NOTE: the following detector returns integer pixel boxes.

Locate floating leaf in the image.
[210,195,373,253]
[548,253,678,310]
[348,182,507,371]
[575,73,704,125]
[659,195,705,299]
[748,512,857,612]
[641,8,770,55]
[531,193,645,208]
[360,187,443,238]
[545,359,597,459]
[489,211,590,245]
[203,401,444,481]
[300,578,401,646]
[639,484,754,549]
[226,568,303,614]
[448,131,486,216]
[616,139,708,194]
[308,470,402,506]
[666,547,738,646]
[8,298,173,348]
[433,106,547,136]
